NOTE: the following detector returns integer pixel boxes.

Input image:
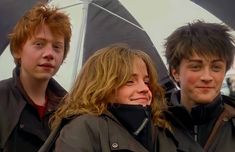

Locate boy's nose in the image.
[200,69,213,81]
[43,45,54,60]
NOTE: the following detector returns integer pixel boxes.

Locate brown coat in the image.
[39,112,178,152]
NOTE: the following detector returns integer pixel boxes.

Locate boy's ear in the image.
[171,68,180,82]
[12,49,21,59]
[12,49,22,65]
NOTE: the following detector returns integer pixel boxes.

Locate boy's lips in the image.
[39,63,55,68]
[38,63,55,72]
[196,86,215,93]
[196,86,214,89]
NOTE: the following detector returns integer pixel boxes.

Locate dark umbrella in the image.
[5,0,234,97]
[82,0,176,96]
[0,0,46,55]
[0,0,176,98]
[191,0,235,30]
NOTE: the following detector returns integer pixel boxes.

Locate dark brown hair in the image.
[164,20,235,79]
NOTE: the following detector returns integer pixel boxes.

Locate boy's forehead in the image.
[187,52,223,61]
[32,25,64,41]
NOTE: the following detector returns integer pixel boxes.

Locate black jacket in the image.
[0,68,67,152]
[165,91,235,152]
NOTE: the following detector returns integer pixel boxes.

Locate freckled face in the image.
[114,57,152,107]
[14,24,65,81]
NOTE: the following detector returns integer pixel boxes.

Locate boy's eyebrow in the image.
[32,37,46,41]
[211,59,225,63]
[54,41,64,46]
[187,59,224,63]
[33,37,64,44]
[187,59,202,63]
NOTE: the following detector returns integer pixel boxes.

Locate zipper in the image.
[194,125,198,142]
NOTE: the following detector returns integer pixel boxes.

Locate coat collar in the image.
[169,90,224,125]
[13,66,67,112]
[0,67,66,149]
[102,111,149,152]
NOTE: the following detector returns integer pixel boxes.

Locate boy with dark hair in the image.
[164,20,235,151]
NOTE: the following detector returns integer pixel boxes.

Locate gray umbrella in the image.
[82,0,176,96]
[0,0,45,55]
[191,0,235,30]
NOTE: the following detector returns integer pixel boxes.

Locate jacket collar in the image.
[13,66,67,112]
[169,90,224,125]
[102,111,149,152]
[108,104,153,151]
[0,67,66,149]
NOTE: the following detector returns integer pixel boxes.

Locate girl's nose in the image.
[137,81,150,93]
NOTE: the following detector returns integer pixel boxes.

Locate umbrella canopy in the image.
[0,0,42,55]
[1,0,233,92]
[83,0,176,94]
[191,0,235,30]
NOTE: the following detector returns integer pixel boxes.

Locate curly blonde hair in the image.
[51,44,170,130]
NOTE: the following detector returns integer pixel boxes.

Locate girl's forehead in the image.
[133,57,145,66]
[132,57,148,74]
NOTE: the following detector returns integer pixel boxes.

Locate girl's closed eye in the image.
[144,78,150,85]
[126,80,135,86]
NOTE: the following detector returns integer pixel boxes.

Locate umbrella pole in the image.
[71,1,90,84]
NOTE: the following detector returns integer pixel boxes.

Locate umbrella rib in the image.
[91,2,145,31]
[58,2,83,10]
